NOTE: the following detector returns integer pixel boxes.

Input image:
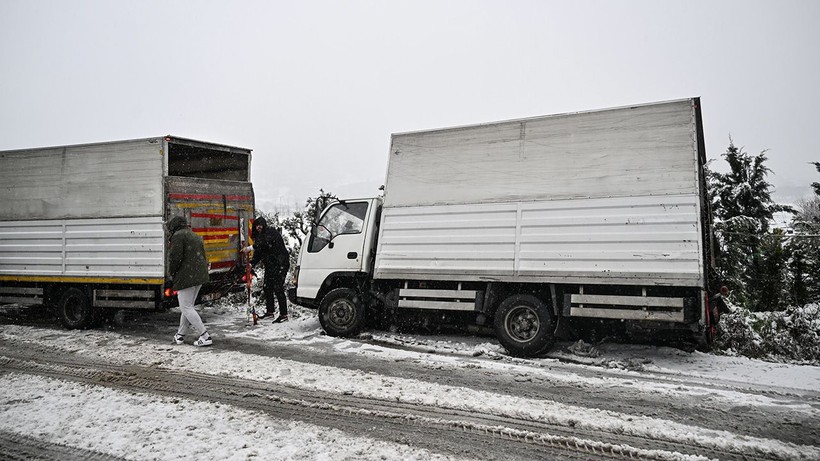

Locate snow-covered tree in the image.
[709,141,794,232]
[255,190,337,271]
[786,164,820,305]
[707,140,795,311]
[279,189,337,263]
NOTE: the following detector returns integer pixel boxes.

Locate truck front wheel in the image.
[493,294,555,357]
[58,288,94,329]
[319,288,366,337]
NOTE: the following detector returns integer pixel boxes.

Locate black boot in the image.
[272,314,289,323]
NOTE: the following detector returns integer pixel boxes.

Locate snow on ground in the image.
[209,302,820,394]
[0,373,456,461]
[2,302,820,460]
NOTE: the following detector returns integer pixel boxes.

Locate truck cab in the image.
[293,198,381,307]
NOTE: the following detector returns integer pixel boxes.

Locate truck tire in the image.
[319,288,366,337]
[57,288,94,330]
[493,294,555,357]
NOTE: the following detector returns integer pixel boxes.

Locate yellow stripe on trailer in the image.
[0,275,165,285]
[204,239,230,246]
[204,206,253,213]
[207,249,236,261]
[196,230,239,236]
[173,202,224,209]
[174,203,253,211]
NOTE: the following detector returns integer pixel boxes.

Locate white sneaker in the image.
[173,334,184,345]
[193,333,212,347]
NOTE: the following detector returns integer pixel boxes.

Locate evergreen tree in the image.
[709,141,794,231]
[707,139,795,311]
[787,164,820,305]
[747,230,790,311]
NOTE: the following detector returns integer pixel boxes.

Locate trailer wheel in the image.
[319,288,366,337]
[57,288,94,330]
[493,294,555,357]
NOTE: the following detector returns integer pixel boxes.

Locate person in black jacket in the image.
[242,216,290,323]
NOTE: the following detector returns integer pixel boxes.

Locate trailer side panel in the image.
[0,216,164,283]
[374,194,703,286]
[0,139,164,221]
[384,99,698,207]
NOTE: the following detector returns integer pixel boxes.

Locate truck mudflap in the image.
[702,288,730,346]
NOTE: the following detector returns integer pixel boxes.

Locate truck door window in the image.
[308,202,368,253]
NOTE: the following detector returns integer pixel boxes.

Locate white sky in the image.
[1,0,818,212]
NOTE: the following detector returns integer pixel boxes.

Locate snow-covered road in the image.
[1,303,819,460]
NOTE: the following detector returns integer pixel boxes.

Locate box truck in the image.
[291,98,721,356]
[0,136,254,328]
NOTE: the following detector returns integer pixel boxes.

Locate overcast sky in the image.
[1,0,818,215]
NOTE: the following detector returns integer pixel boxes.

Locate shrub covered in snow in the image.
[715,303,820,365]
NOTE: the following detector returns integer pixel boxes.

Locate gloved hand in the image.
[241,245,254,253]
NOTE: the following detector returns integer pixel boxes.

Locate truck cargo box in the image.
[374,98,708,288]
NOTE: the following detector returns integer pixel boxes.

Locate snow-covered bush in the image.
[715,303,820,364]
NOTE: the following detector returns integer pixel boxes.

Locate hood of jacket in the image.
[252,216,268,239]
[167,216,188,235]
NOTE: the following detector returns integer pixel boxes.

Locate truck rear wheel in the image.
[493,294,555,357]
[319,288,366,337]
[57,288,94,329]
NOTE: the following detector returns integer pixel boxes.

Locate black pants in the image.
[263,266,288,317]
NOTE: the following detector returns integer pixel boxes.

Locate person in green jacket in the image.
[166,215,212,347]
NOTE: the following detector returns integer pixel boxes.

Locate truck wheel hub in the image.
[64,297,84,322]
[329,299,355,326]
[506,306,539,342]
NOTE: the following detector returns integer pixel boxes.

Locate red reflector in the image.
[164,288,178,297]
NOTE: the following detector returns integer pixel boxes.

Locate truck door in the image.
[297,201,371,299]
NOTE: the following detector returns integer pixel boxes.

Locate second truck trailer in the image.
[0,136,254,328]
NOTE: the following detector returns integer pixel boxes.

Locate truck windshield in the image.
[309,202,368,253]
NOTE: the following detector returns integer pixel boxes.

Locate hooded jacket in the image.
[250,217,290,271]
[166,216,210,290]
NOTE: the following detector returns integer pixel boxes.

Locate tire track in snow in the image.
[0,346,788,461]
[0,430,126,461]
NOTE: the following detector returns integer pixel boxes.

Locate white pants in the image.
[176,285,207,337]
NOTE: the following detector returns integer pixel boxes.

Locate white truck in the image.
[291,98,720,357]
[0,136,254,328]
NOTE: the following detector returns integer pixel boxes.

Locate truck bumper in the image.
[288,287,318,309]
